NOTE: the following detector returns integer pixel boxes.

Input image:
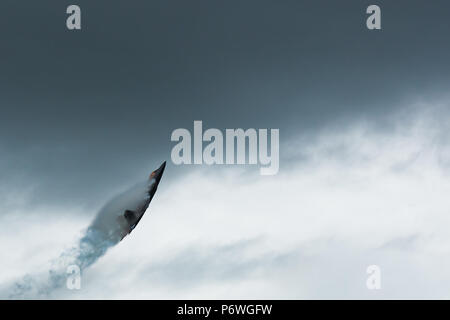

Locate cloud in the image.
[2,102,450,298]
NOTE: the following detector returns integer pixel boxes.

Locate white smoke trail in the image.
[5,181,150,299]
[7,227,117,298]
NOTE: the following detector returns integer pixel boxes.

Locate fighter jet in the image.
[90,161,166,242]
[119,161,166,240]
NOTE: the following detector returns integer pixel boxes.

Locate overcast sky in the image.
[1,1,450,299]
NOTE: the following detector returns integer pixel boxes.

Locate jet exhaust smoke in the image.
[5,162,166,299]
[8,227,118,298]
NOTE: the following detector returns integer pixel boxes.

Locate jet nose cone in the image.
[151,161,166,184]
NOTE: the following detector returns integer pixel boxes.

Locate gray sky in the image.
[2,1,450,298]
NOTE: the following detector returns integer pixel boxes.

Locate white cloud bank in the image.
[2,103,450,299]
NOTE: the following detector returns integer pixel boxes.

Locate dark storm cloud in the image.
[1,0,450,208]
